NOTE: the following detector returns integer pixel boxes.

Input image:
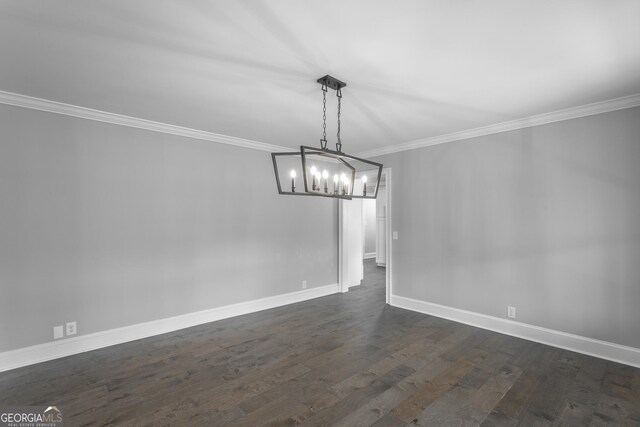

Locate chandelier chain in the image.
[320,82,328,150]
[336,88,342,152]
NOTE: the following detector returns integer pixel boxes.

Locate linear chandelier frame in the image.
[271,75,383,200]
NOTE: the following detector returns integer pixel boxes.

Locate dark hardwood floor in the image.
[1,260,639,426]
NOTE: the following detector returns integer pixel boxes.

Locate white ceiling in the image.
[1,0,639,153]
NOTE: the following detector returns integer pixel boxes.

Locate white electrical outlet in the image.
[66,321,77,336]
[302,280,307,289]
[507,306,516,319]
[53,325,64,340]
[392,231,399,240]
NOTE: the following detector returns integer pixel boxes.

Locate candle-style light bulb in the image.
[322,170,329,193]
[333,174,339,194]
[362,175,367,196]
[341,173,348,195]
[310,166,317,191]
[290,170,296,192]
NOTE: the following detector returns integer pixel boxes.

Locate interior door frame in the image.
[338,167,392,304]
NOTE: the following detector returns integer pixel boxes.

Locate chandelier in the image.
[271,75,383,200]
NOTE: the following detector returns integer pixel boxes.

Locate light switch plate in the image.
[392,231,398,240]
[53,325,64,340]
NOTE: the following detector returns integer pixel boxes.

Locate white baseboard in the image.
[347,280,362,289]
[0,283,339,373]
[363,252,376,260]
[390,295,640,368]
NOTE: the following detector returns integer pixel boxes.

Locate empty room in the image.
[1,1,639,426]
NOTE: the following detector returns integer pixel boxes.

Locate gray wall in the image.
[376,107,640,349]
[363,199,376,256]
[0,104,338,353]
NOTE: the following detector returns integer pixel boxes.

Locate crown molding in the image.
[3,90,639,157]
[357,93,640,158]
[0,90,290,153]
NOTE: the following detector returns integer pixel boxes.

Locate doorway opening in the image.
[339,168,391,304]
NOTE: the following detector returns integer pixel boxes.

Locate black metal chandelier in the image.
[271,75,383,200]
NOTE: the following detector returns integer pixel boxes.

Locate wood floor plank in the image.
[1,259,639,426]
[390,348,489,423]
[447,364,522,424]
